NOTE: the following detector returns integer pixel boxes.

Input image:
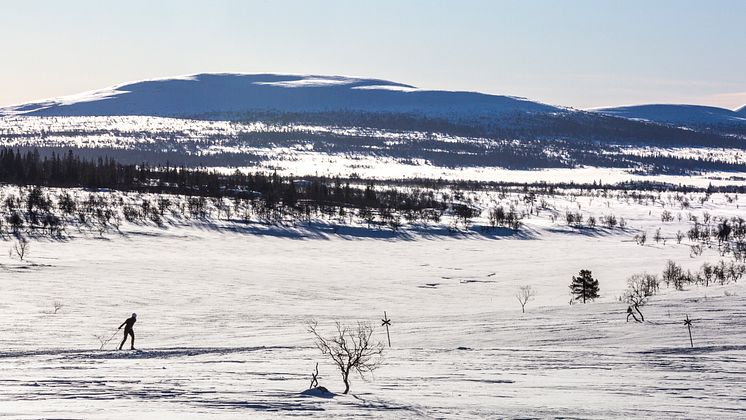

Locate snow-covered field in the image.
[233,157,746,187]
[2,190,745,418]
[3,115,746,188]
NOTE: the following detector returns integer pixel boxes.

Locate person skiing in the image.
[118,313,137,350]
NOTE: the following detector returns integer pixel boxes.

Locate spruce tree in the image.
[570,269,599,303]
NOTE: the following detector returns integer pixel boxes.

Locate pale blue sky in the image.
[1,0,744,109]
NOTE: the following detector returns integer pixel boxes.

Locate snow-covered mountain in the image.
[2,72,745,174]
[4,72,745,140]
[593,104,746,128]
[0,73,562,119]
[3,73,745,138]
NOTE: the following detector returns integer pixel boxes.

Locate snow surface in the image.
[235,155,746,188]
[2,115,745,188]
[1,73,745,419]
[2,188,746,418]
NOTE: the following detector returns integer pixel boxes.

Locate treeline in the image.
[0,185,451,238]
[684,213,746,262]
[5,116,746,173]
[217,110,740,148]
[1,148,134,188]
[7,146,739,217]
[343,175,746,195]
[6,146,267,168]
[0,147,443,207]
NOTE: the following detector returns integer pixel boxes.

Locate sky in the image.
[1,0,744,110]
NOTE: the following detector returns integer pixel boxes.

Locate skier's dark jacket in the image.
[119,317,136,330]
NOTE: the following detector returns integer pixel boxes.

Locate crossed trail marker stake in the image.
[309,362,319,389]
[684,314,694,348]
[381,311,392,347]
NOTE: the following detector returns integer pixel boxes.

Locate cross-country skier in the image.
[118,313,137,350]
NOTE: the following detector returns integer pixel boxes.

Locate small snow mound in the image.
[301,386,335,398]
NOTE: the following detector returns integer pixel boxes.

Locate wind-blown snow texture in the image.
[2,188,746,418]
[2,74,746,418]
[0,73,560,119]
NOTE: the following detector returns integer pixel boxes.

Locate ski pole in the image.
[99,329,120,350]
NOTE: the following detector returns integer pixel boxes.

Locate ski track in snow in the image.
[1,193,746,418]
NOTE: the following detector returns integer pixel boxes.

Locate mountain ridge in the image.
[0,73,563,120]
[2,73,744,138]
[592,103,746,127]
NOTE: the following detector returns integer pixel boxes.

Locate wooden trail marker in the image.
[309,362,319,389]
[684,314,694,348]
[381,311,392,347]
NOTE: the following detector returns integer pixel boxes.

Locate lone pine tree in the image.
[570,269,599,303]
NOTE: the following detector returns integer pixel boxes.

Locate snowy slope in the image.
[1,188,745,418]
[593,104,746,127]
[0,73,562,119]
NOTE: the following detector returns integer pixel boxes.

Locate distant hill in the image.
[0,73,562,120]
[592,104,746,129]
[1,73,743,149]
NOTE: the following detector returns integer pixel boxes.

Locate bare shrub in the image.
[654,228,663,244]
[307,320,384,394]
[10,237,30,261]
[662,260,684,290]
[701,262,714,287]
[601,214,617,228]
[515,285,537,313]
[690,244,703,258]
[629,272,659,297]
[624,273,659,322]
[565,211,584,227]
